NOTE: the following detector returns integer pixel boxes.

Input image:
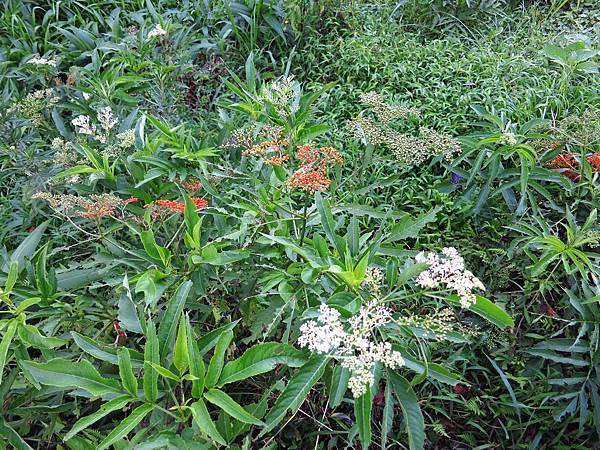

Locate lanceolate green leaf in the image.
[204,389,263,425]
[315,191,345,257]
[388,371,425,450]
[355,385,373,450]
[260,355,328,436]
[381,380,395,450]
[173,315,189,375]
[328,365,350,408]
[190,399,227,446]
[118,275,143,334]
[218,342,306,387]
[387,207,440,242]
[197,320,239,357]
[144,321,159,402]
[205,330,234,389]
[18,324,66,350]
[21,358,122,396]
[64,395,132,441]
[186,315,205,397]
[158,280,192,360]
[0,320,18,385]
[5,222,48,273]
[118,348,138,396]
[97,403,153,450]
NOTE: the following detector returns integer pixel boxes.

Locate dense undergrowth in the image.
[0,1,599,449]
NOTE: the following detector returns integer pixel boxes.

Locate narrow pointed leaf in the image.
[97,403,153,450]
[204,389,263,425]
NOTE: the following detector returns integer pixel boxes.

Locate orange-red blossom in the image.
[548,151,600,181]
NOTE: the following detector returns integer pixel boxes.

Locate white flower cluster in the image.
[98,106,118,132]
[72,115,96,136]
[415,247,485,309]
[298,302,405,398]
[147,24,167,39]
[27,55,56,67]
[71,107,119,144]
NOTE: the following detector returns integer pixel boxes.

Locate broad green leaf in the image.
[204,389,263,425]
[5,222,49,273]
[71,332,143,368]
[18,324,67,350]
[355,385,372,450]
[387,208,440,242]
[97,403,153,450]
[447,295,513,328]
[218,343,306,387]
[388,371,425,450]
[64,395,132,441]
[0,416,33,450]
[190,399,227,446]
[118,348,138,396]
[260,355,328,436]
[21,358,122,396]
[205,330,233,388]
[158,280,192,360]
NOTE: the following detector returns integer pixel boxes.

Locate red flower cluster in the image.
[287,166,332,193]
[145,197,208,219]
[287,144,343,194]
[548,151,600,180]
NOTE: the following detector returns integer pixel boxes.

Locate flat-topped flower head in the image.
[298,301,404,398]
[415,247,485,308]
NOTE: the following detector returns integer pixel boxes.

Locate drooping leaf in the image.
[260,355,328,436]
[388,371,425,450]
[190,399,227,446]
[355,385,373,450]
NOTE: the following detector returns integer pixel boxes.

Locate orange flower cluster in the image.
[548,151,600,180]
[243,139,289,157]
[287,144,343,194]
[265,154,290,166]
[146,197,208,216]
